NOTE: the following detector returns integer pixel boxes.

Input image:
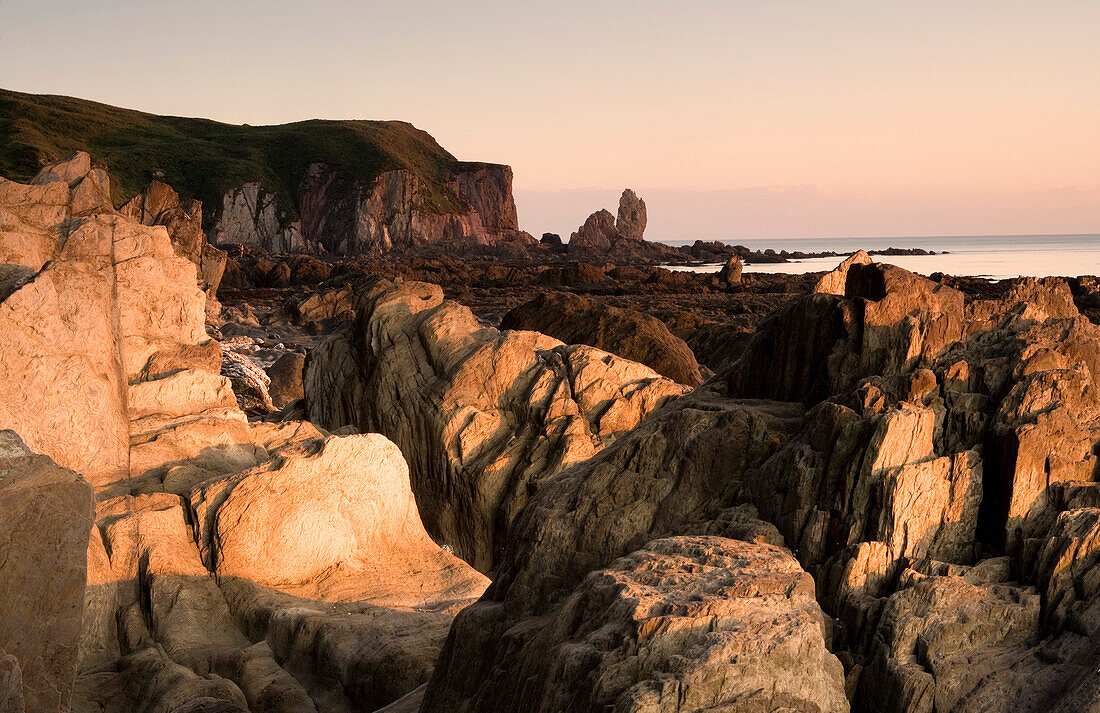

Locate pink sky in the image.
[2,0,1097,240]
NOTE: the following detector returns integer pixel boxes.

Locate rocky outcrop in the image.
[265,352,305,408]
[501,291,703,386]
[422,255,1100,713]
[567,189,679,262]
[718,254,743,285]
[615,188,647,240]
[120,180,228,316]
[0,158,490,712]
[0,430,93,713]
[213,182,313,254]
[213,164,535,256]
[220,348,275,416]
[303,276,688,572]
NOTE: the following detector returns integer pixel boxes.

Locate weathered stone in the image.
[0,430,93,713]
[304,277,687,572]
[424,537,849,713]
[615,188,647,240]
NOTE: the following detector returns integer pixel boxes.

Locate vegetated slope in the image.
[0,87,488,225]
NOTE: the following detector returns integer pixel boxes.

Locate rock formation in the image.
[425,536,848,713]
[214,164,536,256]
[0,157,490,712]
[303,276,688,572]
[616,187,647,239]
[718,254,743,285]
[421,255,1100,713]
[567,189,678,261]
[0,430,93,713]
[500,291,703,386]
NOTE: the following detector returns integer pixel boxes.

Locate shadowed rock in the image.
[501,291,703,386]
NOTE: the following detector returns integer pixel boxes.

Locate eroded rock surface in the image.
[425,536,848,713]
[422,256,1100,713]
[303,276,687,572]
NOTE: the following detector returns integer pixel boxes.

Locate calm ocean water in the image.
[660,234,1100,280]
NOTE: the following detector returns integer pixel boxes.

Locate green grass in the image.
[0,87,491,227]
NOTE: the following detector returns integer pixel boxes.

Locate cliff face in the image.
[0,88,535,258]
[214,163,531,255]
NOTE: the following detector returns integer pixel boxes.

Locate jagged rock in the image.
[718,254,743,285]
[213,182,310,253]
[265,352,306,408]
[220,349,275,416]
[0,430,93,713]
[566,190,677,262]
[815,249,873,295]
[303,277,687,572]
[423,255,1100,713]
[424,536,848,713]
[854,574,1041,713]
[501,291,703,386]
[80,432,487,712]
[615,188,647,240]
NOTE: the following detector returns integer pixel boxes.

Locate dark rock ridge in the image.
[501,291,703,386]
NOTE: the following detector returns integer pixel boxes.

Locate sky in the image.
[1,0,1097,242]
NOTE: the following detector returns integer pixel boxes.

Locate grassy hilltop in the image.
[0,87,489,223]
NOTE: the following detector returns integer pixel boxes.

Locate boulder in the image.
[424,537,848,713]
[265,352,306,408]
[501,291,703,386]
[220,349,275,416]
[190,435,488,608]
[718,254,743,285]
[0,430,93,713]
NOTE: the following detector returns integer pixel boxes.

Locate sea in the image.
[659,234,1100,280]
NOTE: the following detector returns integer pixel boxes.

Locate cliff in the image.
[0,87,533,255]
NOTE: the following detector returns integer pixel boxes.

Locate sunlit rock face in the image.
[302,275,688,572]
[422,255,1100,713]
[119,180,227,317]
[0,157,489,712]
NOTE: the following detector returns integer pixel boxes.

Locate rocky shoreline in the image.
[4,155,1100,713]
